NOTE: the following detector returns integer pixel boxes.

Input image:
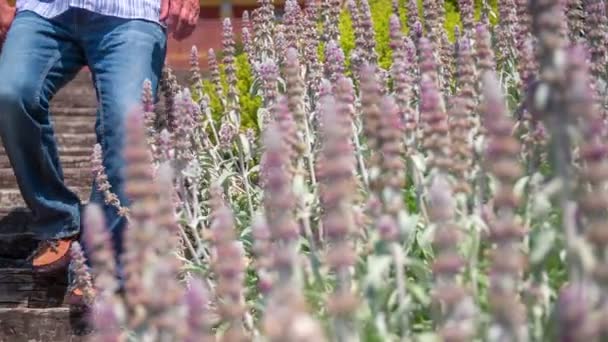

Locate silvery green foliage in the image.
[81,1,608,341]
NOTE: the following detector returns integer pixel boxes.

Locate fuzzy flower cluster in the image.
[70,2,608,341]
[481,72,528,342]
[428,176,476,341]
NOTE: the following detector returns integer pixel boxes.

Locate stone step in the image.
[0,268,69,309]
[51,118,96,135]
[50,107,97,118]
[58,146,95,157]
[0,155,92,170]
[0,188,92,210]
[0,169,93,189]
[0,70,97,342]
[0,134,96,152]
[0,307,89,341]
[55,133,97,148]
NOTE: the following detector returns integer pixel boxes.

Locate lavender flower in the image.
[157,128,173,162]
[189,46,202,92]
[262,287,327,342]
[359,0,378,65]
[218,121,237,150]
[141,79,161,162]
[252,0,275,62]
[422,0,442,47]
[183,278,214,342]
[258,59,280,116]
[283,0,303,51]
[358,65,383,192]
[242,9,252,33]
[377,96,407,218]
[440,29,454,92]
[418,37,440,89]
[321,0,341,44]
[347,0,366,72]
[515,0,532,48]
[413,20,423,45]
[449,37,476,194]
[420,73,451,174]
[454,38,476,113]
[155,163,182,254]
[584,0,608,89]
[274,24,288,65]
[390,18,416,146]
[160,65,179,133]
[556,283,599,341]
[209,184,247,339]
[222,18,240,126]
[122,108,157,214]
[82,203,118,298]
[144,256,187,339]
[303,0,322,100]
[260,122,325,340]
[274,96,299,175]
[70,242,95,306]
[207,48,224,99]
[481,72,527,342]
[284,48,307,140]
[390,15,414,129]
[496,0,519,65]
[429,176,477,342]
[120,108,161,327]
[324,40,345,85]
[91,144,129,218]
[316,95,359,339]
[252,215,274,295]
[407,0,420,43]
[90,300,124,342]
[566,46,608,328]
[261,122,299,281]
[474,23,496,76]
[241,27,255,66]
[518,37,537,94]
[567,0,585,41]
[173,90,197,166]
[448,96,473,194]
[458,0,474,32]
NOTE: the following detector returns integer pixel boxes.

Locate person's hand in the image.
[160,0,199,41]
[0,2,16,43]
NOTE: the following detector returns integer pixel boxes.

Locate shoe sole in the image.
[31,251,72,274]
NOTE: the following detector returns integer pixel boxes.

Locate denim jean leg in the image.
[79,12,167,262]
[0,11,85,240]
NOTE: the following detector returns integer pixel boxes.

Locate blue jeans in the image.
[0,9,166,258]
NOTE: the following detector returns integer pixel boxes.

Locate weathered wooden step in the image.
[0,307,89,341]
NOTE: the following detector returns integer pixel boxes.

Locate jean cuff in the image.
[29,215,81,241]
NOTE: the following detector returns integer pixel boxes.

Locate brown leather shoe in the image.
[29,238,74,273]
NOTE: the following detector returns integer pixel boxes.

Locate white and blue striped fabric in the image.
[16,0,162,24]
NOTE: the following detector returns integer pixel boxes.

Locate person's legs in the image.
[77,9,167,260]
[0,11,85,244]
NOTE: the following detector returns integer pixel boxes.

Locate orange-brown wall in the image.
[166,18,244,70]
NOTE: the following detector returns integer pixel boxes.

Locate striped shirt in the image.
[16,0,162,24]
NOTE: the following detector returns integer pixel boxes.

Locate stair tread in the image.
[0,306,90,341]
[0,70,96,341]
